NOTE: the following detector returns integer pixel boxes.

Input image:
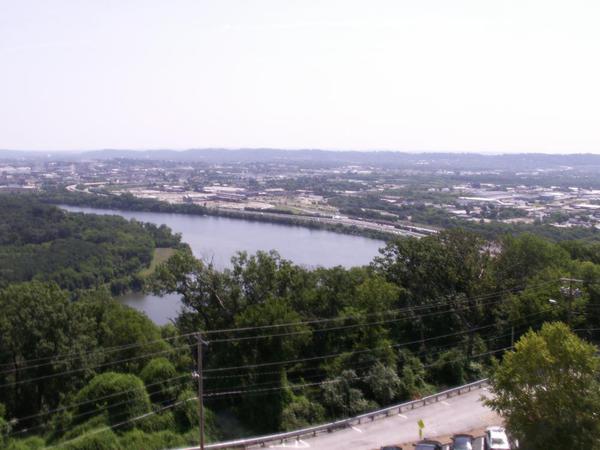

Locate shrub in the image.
[74,373,151,428]
[140,358,179,404]
[118,430,187,450]
[58,430,119,450]
[5,437,46,450]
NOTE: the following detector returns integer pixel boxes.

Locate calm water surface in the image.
[61,205,385,324]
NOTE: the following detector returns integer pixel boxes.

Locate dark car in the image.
[452,434,474,450]
[414,440,443,450]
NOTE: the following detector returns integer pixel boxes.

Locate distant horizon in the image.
[2,147,600,156]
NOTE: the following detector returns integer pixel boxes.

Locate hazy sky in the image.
[1,1,599,153]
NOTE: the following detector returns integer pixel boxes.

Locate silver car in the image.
[484,427,511,450]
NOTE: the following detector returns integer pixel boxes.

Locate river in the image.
[61,205,386,324]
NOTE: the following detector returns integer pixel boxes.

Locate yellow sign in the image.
[417,419,425,439]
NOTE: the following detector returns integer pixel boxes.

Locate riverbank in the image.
[36,190,425,241]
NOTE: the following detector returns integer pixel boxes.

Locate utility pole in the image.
[193,332,208,450]
[560,277,583,327]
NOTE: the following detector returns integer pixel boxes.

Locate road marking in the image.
[441,401,451,406]
[398,414,408,419]
[351,426,363,433]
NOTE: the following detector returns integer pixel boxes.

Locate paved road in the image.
[253,388,499,450]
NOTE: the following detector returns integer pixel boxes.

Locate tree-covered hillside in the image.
[0,195,182,294]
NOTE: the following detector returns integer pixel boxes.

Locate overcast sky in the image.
[1,1,599,153]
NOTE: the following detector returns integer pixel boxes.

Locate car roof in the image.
[415,440,442,446]
[490,430,508,438]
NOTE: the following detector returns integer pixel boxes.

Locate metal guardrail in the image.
[177,378,489,450]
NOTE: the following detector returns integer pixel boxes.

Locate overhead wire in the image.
[0,280,553,375]
[6,313,545,433]
[202,310,548,375]
[8,375,192,438]
[45,395,199,449]
[0,286,547,387]
[8,373,193,428]
[3,306,547,390]
[0,344,196,389]
[201,319,542,384]
[46,345,513,448]
[1,281,561,444]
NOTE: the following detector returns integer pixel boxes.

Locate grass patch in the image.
[140,248,176,277]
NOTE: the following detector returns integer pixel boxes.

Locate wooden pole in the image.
[196,333,205,450]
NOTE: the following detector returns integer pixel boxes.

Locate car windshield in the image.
[415,445,436,450]
[492,437,506,444]
[453,437,472,450]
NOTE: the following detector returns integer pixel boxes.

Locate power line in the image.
[201,284,546,336]
[207,295,510,344]
[6,314,544,432]
[207,338,495,392]
[9,376,191,438]
[0,293,498,377]
[0,343,194,389]
[8,373,192,427]
[0,331,193,370]
[45,395,199,449]
[202,311,547,375]
[0,288,541,387]
[25,308,552,445]
[0,281,550,374]
[0,284,559,442]
[202,320,541,383]
[203,347,513,400]
[51,346,512,449]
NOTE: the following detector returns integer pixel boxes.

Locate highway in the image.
[252,388,499,450]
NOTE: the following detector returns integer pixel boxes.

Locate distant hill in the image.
[2,148,600,170]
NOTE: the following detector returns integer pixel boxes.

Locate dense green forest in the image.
[2,215,600,448]
[0,195,182,295]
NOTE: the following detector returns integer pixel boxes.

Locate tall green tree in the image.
[374,229,494,354]
[486,322,600,449]
[0,282,97,421]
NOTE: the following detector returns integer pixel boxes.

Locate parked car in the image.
[451,434,474,450]
[484,427,511,450]
[414,440,443,450]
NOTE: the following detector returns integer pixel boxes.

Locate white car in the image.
[484,426,511,450]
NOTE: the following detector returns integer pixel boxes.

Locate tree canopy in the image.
[486,322,600,449]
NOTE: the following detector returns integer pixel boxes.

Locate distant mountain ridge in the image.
[2,148,600,170]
